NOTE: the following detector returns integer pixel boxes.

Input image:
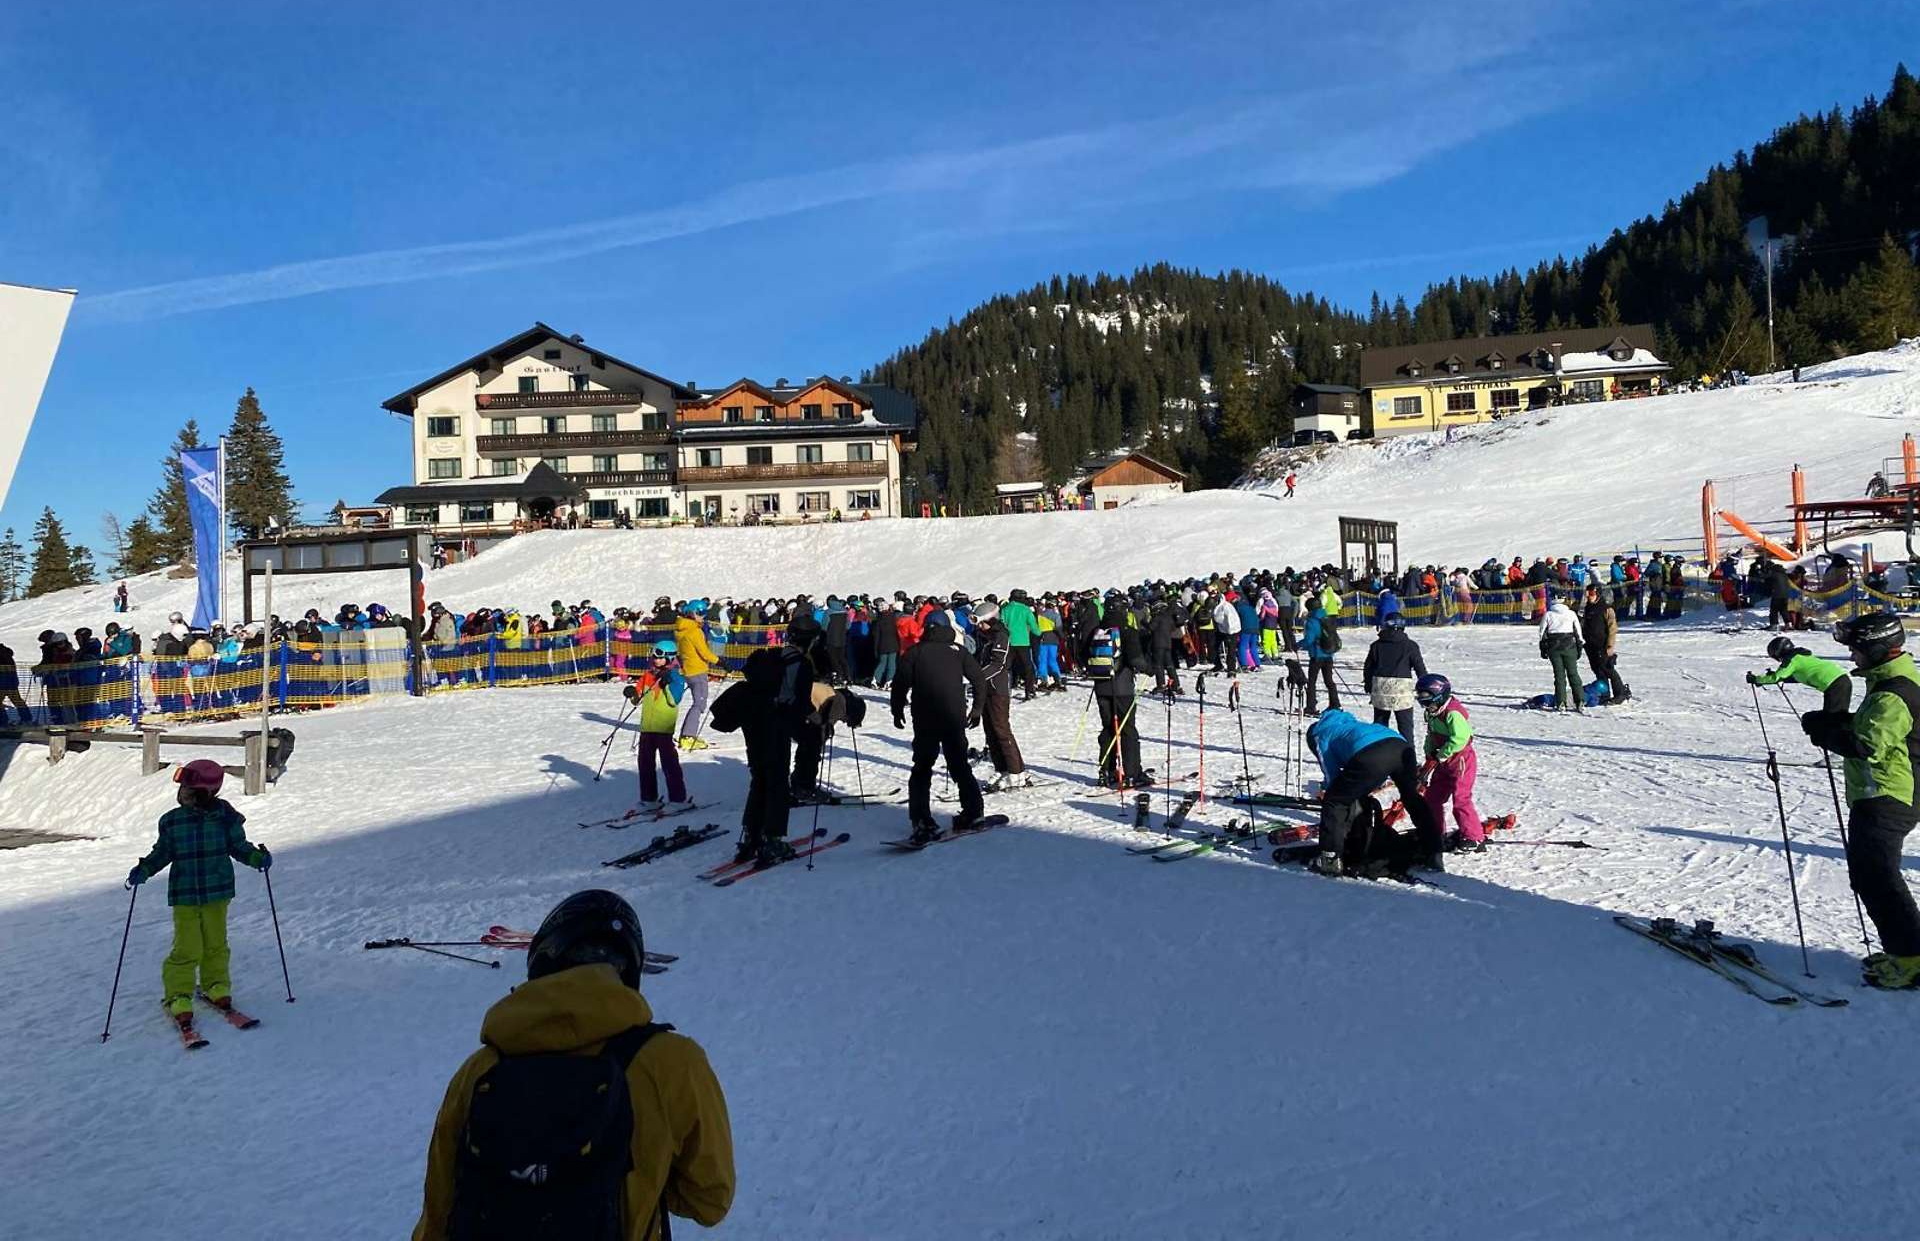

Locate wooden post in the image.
[1791,465,1808,554]
[141,726,163,777]
[47,728,67,766]
[243,731,265,796]
[1905,434,1916,488]
[1702,481,1718,565]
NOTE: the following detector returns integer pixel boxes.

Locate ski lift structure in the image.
[1707,433,1920,572]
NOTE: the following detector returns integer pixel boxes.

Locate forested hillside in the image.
[870,66,1920,512]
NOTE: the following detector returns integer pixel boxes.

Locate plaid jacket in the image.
[134,800,263,907]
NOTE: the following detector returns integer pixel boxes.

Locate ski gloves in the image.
[126,866,146,888]
[1801,710,1867,758]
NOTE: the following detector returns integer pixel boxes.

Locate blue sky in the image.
[2,0,1912,548]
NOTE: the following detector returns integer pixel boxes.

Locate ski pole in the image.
[1093,697,1137,787]
[594,699,638,781]
[1776,683,1874,955]
[1751,682,1814,976]
[1069,687,1095,761]
[1236,706,1256,824]
[1196,673,1208,806]
[1164,690,1174,822]
[263,866,296,1002]
[404,942,499,967]
[850,726,867,802]
[809,737,830,872]
[101,881,138,1043]
[365,938,515,949]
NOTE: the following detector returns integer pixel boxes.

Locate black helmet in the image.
[1835,611,1906,665]
[526,890,646,989]
[1765,635,1799,663]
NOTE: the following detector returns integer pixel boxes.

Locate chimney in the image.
[569,334,584,343]
[1549,341,1564,373]
[840,375,852,383]
[776,377,790,387]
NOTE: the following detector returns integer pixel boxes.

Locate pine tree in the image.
[27,508,78,597]
[225,387,298,540]
[147,419,203,565]
[1856,234,1920,348]
[1210,358,1264,486]
[68,545,97,587]
[1596,281,1622,327]
[118,516,169,577]
[0,528,21,602]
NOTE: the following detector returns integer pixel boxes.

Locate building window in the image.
[543,416,565,435]
[428,458,462,479]
[541,456,568,474]
[798,491,831,513]
[636,498,669,519]
[1489,388,1520,410]
[1570,379,1606,402]
[755,405,775,422]
[572,373,591,391]
[426,415,460,438]
[695,448,723,468]
[543,348,562,360]
[724,406,744,422]
[702,495,722,519]
[847,442,874,462]
[519,376,539,394]
[847,489,881,511]
[1445,391,1476,413]
[1407,366,1422,379]
[801,404,822,421]
[591,413,617,433]
[747,493,780,515]
[589,499,618,522]
[490,417,515,436]
[592,454,618,473]
[461,501,494,523]
[746,446,774,466]
[833,402,854,419]
[405,504,439,525]
[1488,356,1505,371]
[1391,396,1423,417]
[490,457,518,477]
[797,444,824,464]
[641,452,670,472]
[640,410,666,431]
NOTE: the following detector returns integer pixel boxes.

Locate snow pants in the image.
[908,720,983,823]
[163,899,232,1015]
[1010,646,1037,696]
[1424,746,1481,843]
[741,723,792,849]
[1261,629,1279,660]
[1547,645,1582,707]
[1237,632,1259,669]
[1319,738,1442,860]
[1306,659,1340,713]
[1848,797,1920,956]
[637,732,687,804]
[1586,646,1630,700]
[981,690,1024,774]
[1095,691,1145,785]
[1372,707,1415,744]
[678,674,710,743]
[872,652,897,687]
[792,719,826,795]
[1034,643,1061,684]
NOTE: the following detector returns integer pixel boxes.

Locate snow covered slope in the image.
[6,341,1916,655]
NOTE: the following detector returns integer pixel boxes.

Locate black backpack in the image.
[1318,620,1342,655]
[448,1023,672,1241]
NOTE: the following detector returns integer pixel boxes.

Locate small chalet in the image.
[1078,452,1187,510]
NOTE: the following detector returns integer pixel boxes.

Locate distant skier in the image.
[708,641,814,866]
[1362,614,1427,742]
[1083,591,1152,790]
[1799,612,1920,989]
[1748,634,1851,711]
[1284,471,1297,499]
[891,611,988,844]
[1301,598,1341,715]
[1538,596,1583,710]
[1304,708,1444,876]
[1416,674,1483,853]
[411,889,735,1240]
[970,603,1030,791]
[674,601,720,752]
[1581,583,1631,703]
[623,640,694,815]
[125,759,272,1035]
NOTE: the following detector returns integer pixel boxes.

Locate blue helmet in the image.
[1414,674,1452,707]
[651,639,678,658]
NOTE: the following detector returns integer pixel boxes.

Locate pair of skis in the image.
[481,926,678,966]
[169,992,261,1050]
[882,814,1012,851]
[603,825,725,868]
[1614,916,1848,1007]
[579,802,712,829]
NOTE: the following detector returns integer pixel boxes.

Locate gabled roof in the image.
[1361,324,1664,388]
[1079,449,1188,486]
[381,323,698,415]
[682,376,919,430]
[375,461,586,506]
[1295,382,1360,395]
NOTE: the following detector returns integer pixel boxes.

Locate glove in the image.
[1745,672,1761,686]
[622,684,639,703]
[893,713,906,731]
[253,846,272,872]
[965,709,982,729]
[126,865,146,888]
[1801,710,1854,754]
[1419,759,1436,787]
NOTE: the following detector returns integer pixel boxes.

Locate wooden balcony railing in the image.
[677,460,889,484]
[475,430,672,454]
[570,470,676,488]
[475,389,651,410]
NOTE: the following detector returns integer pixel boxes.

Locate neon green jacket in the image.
[1424,700,1473,761]
[1754,651,1847,692]
[1000,600,1038,647]
[1844,654,1920,806]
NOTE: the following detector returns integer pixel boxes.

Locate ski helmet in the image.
[1379,613,1406,630]
[973,602,1000,624]
[651,638,678,658]
[526,889,646,989]
[1835,611,1906,665]
[1765,635,1798,663]
[1414,674,1453,707]
[173,758,225,793]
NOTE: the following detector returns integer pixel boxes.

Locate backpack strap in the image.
[599,1023,676,1241]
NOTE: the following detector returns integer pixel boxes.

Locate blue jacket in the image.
[1302,613,1335,662]
[1234,599,1260,632]
[1307,709,1403,786]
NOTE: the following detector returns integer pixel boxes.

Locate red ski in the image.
[165,1001,209,1049]
[197,992,260,1029]
[713,833,851,886]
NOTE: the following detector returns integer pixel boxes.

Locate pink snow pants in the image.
[1423,745,1481,841]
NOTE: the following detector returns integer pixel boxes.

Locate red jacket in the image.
[896,613,923,652]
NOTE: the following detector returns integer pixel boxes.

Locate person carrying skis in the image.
[674,602,721,752]
[1748,634,1851,712]
[1416,673,1483,852]
[1581,583,1632,703]
[624,641,694,815]
[891,611,988,844]
[1303,709,1444,876]
[1799,612,1920,989]
[1362,614,1427,742]
[1084,590,1153,790]
[1301,597,1341,715]
[412,890,734,1241]
[970,603,1030,790]
[1538,596,1583,710]
[124,759,272,1032]
[709,641,814,866]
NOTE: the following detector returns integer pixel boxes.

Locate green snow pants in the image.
[163,899,232,1015]
[1548,646,1582,709]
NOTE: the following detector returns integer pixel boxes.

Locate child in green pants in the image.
[127,758,271,1026]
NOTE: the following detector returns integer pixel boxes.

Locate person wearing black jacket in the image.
[970,604,1029,790]
[1760,557,1792,631]
[822,597,851,686]
[872,599,901,689]
[1361,617,1428,742]
[1148,597,1182,697]
[709,643,815,865]
[1084,592,1153,789]
[891,611,988,843]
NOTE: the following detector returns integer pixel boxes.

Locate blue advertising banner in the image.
[181,445,223,628]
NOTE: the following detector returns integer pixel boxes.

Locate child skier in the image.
[1416,674,1482,852]
[1748,634,1852,712]
[624,640,693,814]
[125,758,271,1033]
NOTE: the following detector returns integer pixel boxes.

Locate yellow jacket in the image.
[412,964,735,1241]
[674,616,719,677]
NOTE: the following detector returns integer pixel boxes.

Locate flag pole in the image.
[218,436,229,624]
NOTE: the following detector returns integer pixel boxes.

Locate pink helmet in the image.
[173,758,225,793]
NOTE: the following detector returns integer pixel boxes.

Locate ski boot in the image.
[1415,852,1447,874]
[664,799,698,816]
[907,818,942,847]
[733,836,759,865]
[1446,832,1486,855]
[1308,851,1344,877]
[1864,954,1920,990]
[756,837,798,867]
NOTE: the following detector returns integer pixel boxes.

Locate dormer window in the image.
[1442,354,1464,374]
[1404,358,1425,379]
[1485,352,1505,371]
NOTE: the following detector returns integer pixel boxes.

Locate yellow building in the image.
[1359,325,1669,438]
